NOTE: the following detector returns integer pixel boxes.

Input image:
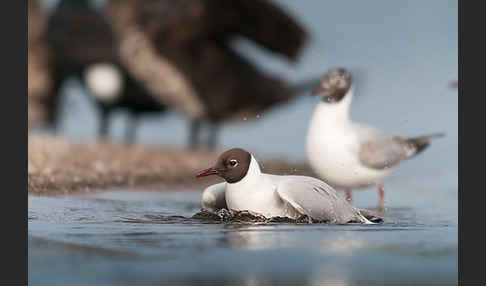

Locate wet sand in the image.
[28,135,314,196]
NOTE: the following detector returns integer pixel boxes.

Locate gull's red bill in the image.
[196,167,220,178]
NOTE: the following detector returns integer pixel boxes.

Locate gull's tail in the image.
[405,133,445,156]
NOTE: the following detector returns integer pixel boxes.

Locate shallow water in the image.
[29,189,457,286]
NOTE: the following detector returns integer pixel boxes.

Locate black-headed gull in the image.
[306,68,444,211]
[196,148,373,224]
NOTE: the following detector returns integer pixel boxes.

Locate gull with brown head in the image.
[196,148,373,224]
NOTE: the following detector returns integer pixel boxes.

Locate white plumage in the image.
[84,62,124,103]
[306,86,393,189]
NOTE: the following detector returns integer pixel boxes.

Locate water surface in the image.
[29,188,457,286]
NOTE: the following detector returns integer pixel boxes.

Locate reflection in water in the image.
[317,232,367,255]
[217,223,370,255]
[222,226,286,250]
[310,279,350,286]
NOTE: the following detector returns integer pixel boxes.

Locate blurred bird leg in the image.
[188,120,219,149]
[207,122,220,149]
[124,113,140,145]
[98,109,110,141]
[188,120,202,149]
[345,189,353,205]
[378,186,385,213]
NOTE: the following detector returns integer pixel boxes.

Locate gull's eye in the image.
[229,159,238,167]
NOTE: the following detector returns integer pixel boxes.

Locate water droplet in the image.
[243,117,247,121]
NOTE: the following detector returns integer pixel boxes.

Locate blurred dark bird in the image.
[39,0,311,148]
[45,0,170,143]
[106,0,311,148]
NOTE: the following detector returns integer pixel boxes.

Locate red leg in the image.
[378,186,385,212]
[345,189,353,205]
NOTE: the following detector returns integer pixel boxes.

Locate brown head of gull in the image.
[312,68,353,103]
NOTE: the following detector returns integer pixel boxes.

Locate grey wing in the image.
[358,135,416,170]
[354,122,443,170]
[275,176,369,224]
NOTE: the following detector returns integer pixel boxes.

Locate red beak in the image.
[312,85,325,95]
[196,167,220,178]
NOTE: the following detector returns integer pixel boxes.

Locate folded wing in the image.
[275,175,369,224]
[358,133,444,170]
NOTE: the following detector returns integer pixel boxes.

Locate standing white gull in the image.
[196,148,372,224]
[306,68,444,211]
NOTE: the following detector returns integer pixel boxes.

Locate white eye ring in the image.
[229,159,238,167]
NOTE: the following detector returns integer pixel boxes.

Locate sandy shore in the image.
[28,135,314,196]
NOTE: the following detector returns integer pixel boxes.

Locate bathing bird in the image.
[306,68,444,211]
[196,148,373,224]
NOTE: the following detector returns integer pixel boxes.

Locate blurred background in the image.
[29,0,457,193]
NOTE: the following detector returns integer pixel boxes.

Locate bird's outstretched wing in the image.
[275,175,370,224]
[358,133,444,170]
